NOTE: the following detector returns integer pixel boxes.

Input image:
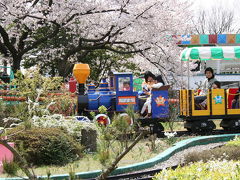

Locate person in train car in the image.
[140,74,165,117]
[122,81,131,91]
[195,67,218,109]
[199,81,221,110]
[141,71,156,96]
[232,87,240,109]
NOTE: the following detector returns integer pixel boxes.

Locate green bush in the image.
[154,160,240,180]
[226,136,240,146]
[47,95,76,116]
[8,127,83,166]
[2,160,19,176]
[185,145,240,164]
[0,100,12,126]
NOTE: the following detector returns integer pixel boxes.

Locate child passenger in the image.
[199,81,221,109]
[122,81,130,91]
[141,71,156,96]
[140,75,165,117]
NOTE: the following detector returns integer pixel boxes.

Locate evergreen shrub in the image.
[8,127,82,166]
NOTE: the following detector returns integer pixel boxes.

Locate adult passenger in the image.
[142,71,156,96]
[195,67,218,108]
[141,74,165,117]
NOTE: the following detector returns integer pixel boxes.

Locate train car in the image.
[73,64,170,132]
[179,46,240,132]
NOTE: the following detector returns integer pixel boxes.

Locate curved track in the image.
[87,165,178,180]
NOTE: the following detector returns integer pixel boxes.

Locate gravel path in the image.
[149,142,226,170]
[117,142,226,180]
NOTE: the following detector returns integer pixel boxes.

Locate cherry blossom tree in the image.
[0,0,192,81]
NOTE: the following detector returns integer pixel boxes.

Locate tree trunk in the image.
[12,55,22,73]
[57,60,74,78]
[3,60,7,74]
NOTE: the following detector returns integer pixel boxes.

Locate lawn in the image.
[0,136,189,178]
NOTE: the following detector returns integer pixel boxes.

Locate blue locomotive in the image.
[74,64,170,133]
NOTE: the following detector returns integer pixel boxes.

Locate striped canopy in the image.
[181,46,240,61]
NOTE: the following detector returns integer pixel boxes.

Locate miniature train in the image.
[73,64,172,133]
[1,47,240,133]
[74,56,240,133]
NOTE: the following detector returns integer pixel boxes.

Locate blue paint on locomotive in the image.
[114,72,139,112]
[88,93,99,110]
[87,83,96,94]
[86,73,140,112]
[86,73,170,117]
[87,79,115,111]
[151,90,169,118]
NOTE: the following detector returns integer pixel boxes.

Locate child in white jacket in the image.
[140,75,165,117]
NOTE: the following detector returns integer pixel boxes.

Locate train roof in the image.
[181,46,240,61]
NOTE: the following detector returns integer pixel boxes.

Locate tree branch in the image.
[80,26,115,43]
[0,25,18,55]
[18,26,30,52]
[0,40,9,56]
[97,131,146,180]
[21,23,60,55]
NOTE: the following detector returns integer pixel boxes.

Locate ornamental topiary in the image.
[8,127,82,166]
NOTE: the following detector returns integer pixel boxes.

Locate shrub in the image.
[8,127,83,166]
[11,70,63,101]
[0,100,12,126]
[184,145,240,164]
[2,160,19,176]
[226,136,240,146]
[32,114,97,143]
[154,160,240,180]
[47,94,76,116]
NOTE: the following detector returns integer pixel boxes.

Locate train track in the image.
[86,130,239,180]
[87,165,178,180]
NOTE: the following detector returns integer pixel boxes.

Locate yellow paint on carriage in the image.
[228,109,240,115]
[180,89,188,116]
[211,89,225,115]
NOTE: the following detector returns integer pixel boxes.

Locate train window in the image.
[119,77,130,91]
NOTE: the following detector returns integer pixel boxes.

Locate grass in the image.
[0,137,189,178]
[162,121,185,131]
[162,119,224,131]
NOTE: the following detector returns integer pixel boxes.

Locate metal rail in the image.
[86,165,178,180]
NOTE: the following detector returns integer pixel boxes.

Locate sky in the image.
[191,0,239,15]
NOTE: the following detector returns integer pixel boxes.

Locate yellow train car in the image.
[179,46,240,131]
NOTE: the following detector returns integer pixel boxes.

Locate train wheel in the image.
[119,113,133,125]
[94,114,111,126]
